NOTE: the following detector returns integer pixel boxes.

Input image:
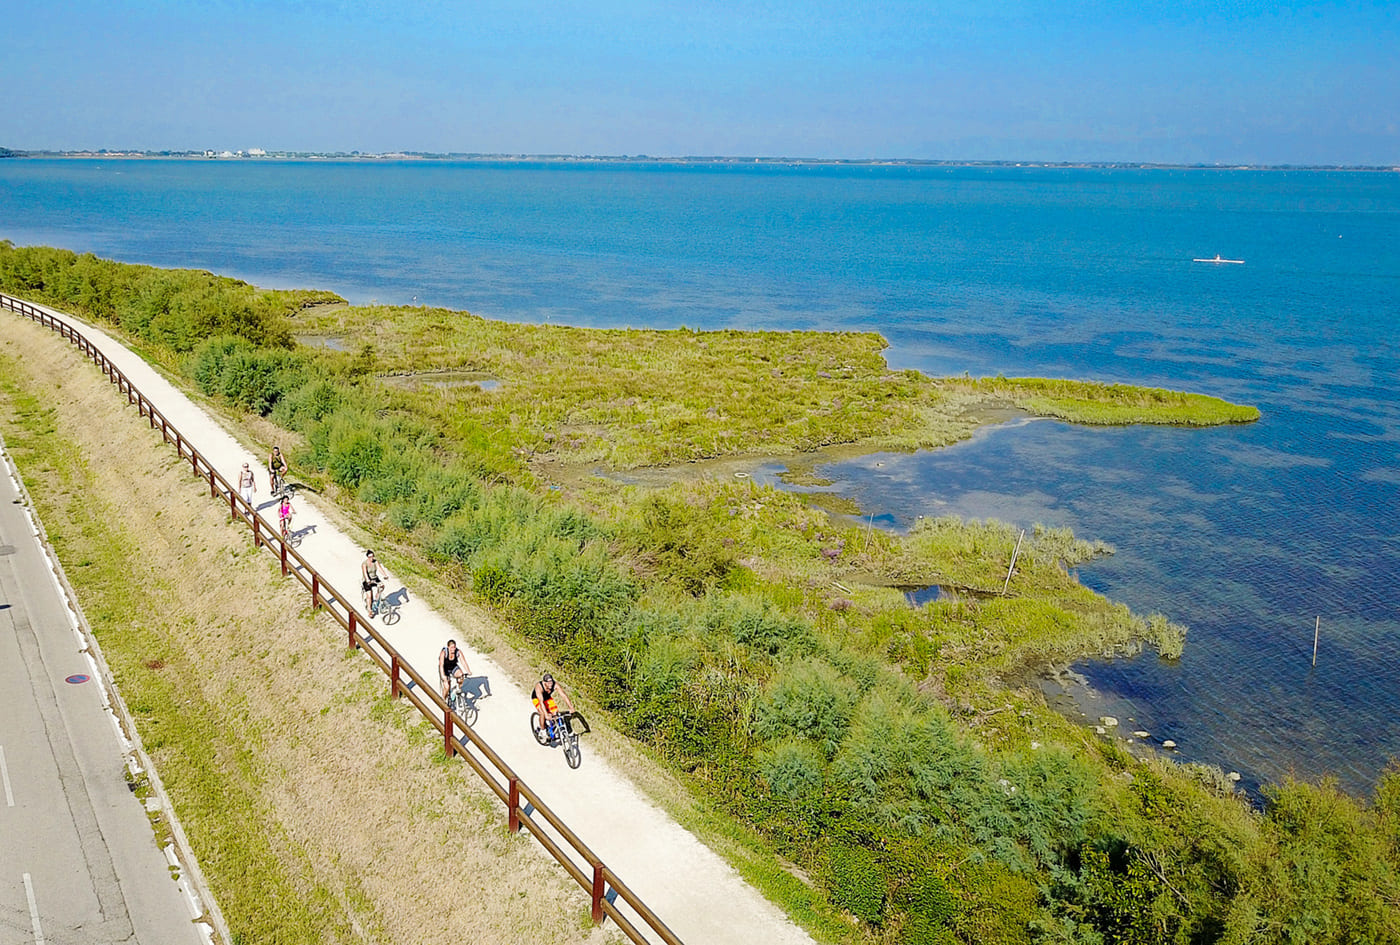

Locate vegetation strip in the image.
[3,243,1397,945]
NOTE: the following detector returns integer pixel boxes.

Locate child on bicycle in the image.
[278,492,294,537]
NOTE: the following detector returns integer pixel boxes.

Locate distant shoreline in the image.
[2,149,1397,173]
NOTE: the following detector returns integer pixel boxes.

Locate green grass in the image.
[949,375,1262,425]
[295,303,1258,472]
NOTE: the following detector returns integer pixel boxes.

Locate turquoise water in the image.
[3,158,1397,795]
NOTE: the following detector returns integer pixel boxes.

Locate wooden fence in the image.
[1,292,683,945]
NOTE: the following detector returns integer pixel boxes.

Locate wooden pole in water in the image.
[1003,529,1026,596]
[1312,616,1320,667]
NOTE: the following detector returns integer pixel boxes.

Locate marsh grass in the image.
[295,303,1256,473]
[948,376,1262,426]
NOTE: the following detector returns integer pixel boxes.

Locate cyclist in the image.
[277,491,295,538]
[531,672,575,743]
[361,550,383,615]
[267,446,288,496]
[439,639,470,700]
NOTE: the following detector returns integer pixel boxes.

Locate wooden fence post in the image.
[390,654,401,698]
[509,778,521,833]
[444,706,455,758]
[591,864,606,924]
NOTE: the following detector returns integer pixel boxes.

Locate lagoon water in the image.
[3,158,1398,795]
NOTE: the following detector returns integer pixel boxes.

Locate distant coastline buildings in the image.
[0,147,1395,171]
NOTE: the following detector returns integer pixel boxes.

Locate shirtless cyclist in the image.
[531,672,575,742]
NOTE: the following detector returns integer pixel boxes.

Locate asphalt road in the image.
[0,450,212,945]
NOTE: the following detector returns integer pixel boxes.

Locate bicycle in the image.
[448,676,479,727]
[531,710,582,769]
[269,469,286,498]
[366,583,400,624]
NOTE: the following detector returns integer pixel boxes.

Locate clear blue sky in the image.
[4,0,1396,164]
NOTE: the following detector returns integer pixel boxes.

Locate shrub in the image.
[753,658,859,758]
[705,594,815,658]
[758,738,826,807]
[823,842,887,925]
[627,492,736,595]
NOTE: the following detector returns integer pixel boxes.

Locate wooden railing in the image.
[2,292,683,945]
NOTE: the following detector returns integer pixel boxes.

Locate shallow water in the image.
[3,158,1397,794]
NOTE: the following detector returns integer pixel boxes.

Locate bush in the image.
[191,336,304,415]
[759,738,826,806]
[705,595,815,658]
[823,843,886,925]
[626,492,736,595]
[753,658,858,758]
[894,872,959,945]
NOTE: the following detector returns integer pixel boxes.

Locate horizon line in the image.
[3,147,1397,172]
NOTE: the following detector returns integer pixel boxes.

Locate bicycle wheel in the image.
[530,712,550,745]
[563,734,581,769]
[462,703,479,727]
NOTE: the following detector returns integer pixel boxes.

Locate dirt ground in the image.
[1,316,622,944]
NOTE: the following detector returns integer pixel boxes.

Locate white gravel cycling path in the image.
[32,303,814,945]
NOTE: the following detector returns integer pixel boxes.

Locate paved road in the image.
[6,301,814,945]
[0,450,212,945]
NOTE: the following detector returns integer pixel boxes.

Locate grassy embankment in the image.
[4,242,1397,945]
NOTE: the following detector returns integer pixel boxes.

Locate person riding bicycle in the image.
[277,492,294,536]
[531,673,575,742]
[267,445,288,495]
[439,639,471,700]
[361,550,383,615]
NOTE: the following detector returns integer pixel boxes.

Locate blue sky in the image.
[4,0,1396,164]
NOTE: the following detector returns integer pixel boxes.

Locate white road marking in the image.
[0,746,13,806]
[23,872,46,944]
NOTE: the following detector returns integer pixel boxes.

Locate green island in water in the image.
[5,241,1398,945]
